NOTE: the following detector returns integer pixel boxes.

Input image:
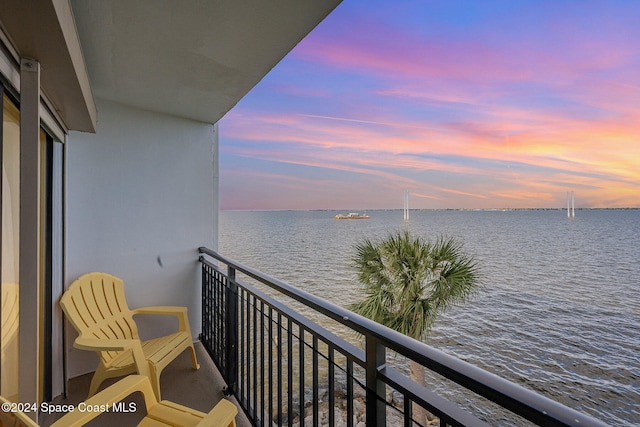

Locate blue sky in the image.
[219,0,640,210]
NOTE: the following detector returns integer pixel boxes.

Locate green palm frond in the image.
[349,230,481,343]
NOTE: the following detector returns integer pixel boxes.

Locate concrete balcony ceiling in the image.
[0,0,98,132]
[0,0,340,131]
[71,0,341,125]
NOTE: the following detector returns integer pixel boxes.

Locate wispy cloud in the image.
[298,114,448,132]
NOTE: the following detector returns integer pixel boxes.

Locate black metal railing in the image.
[199,247,607,427]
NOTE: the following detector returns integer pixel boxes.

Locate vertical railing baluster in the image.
[211,266,215,354]
[205,266,210,352]
[365,337,386,427]
[268,307,274,426]
[404,394,412,427]
[277,313,283,427]
[208,266,212,350]
[328,345,335,427]
[287,318,293,426]
[299,327,305,427]
[253,295,258,423]
[225,266,238,395]
[239,288,245,404]
[312,335,319,427]
[214,272,219,362]
[216,268,220,354]
[219,271,224,367]
[248,295,252,420]
[246,289,251,411]
[260,300,265,426]
[215,268,219,356]
[214,269,220,365]
[347,359,354,427]
[200,263,206,351]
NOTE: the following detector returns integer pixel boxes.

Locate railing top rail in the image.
[199,247,608,427]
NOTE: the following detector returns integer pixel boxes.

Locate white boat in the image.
[334,212,370,220]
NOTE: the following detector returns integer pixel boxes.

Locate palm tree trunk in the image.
[410,359,428,426]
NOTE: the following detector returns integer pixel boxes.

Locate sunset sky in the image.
[219,0,640,211]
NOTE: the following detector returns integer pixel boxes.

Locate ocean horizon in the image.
[221,207,640,212]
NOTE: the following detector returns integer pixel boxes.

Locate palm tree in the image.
[349,230,481,425]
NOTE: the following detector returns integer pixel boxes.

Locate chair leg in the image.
[149,367,162,400]
[189,344,200,370]
[87,365,107,398]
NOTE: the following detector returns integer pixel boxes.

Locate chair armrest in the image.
[73,337,138,352]
[133,306,187,316]
[197,399,238,427]
[133,306,190,332]
[74,338,150,378]
[50,376,157,427]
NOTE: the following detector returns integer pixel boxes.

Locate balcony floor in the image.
[40,341,251,427]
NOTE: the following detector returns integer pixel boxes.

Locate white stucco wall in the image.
[66,99,217,378]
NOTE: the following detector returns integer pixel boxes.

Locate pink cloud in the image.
[295,6,639,91]
[224,105,640,191]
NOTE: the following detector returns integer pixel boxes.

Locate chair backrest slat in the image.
[60,273,140,364]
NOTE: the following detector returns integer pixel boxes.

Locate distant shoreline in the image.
[221,207,640,212]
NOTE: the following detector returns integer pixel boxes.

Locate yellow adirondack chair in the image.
[1,283,19,348]
[60,272,199,400]
[1,283,19,402]
[0,396,39,427]
[51,375,237,427]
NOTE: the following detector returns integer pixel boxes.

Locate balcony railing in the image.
[198,247,607,427]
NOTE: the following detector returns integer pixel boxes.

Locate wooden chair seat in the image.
[107,331,190,369]
[60,272,199,400]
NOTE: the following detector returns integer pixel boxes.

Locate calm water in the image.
[219,209,640,426]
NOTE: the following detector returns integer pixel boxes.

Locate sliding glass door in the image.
[0,87,63,402]
[1,92,20,401]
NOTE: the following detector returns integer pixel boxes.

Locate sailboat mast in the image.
[404,190,409,221]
